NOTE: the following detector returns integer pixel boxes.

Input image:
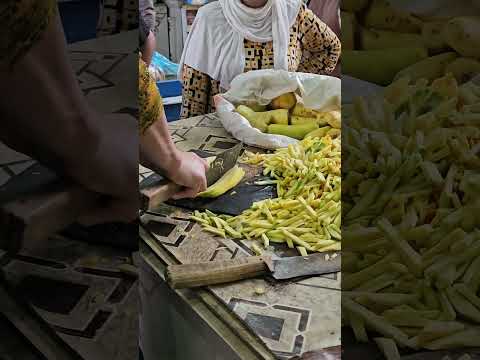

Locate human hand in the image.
[166,151,209,200]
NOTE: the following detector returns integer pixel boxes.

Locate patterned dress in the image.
[181,4,341,119]
[0,0,161,133]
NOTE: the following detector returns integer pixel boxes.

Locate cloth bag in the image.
[214,69,340,150]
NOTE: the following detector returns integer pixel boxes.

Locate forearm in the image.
[140,113,179,177]
[0,10,99,173]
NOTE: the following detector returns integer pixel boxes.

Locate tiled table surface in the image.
[0,31,138,360]
[139,114,341,359]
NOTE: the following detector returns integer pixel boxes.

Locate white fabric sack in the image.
[178,0,302,90]
[214,69,340,150]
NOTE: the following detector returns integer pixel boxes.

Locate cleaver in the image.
[165,252,341,289]
[140,143,244,211]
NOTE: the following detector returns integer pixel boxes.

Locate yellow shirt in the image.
[139,58,163,134]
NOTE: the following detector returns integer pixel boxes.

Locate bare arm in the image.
[140,110,208,199]
[139,59,208,199]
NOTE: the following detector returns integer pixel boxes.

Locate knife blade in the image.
[140,143,244,211]
[206,143,243,186]
[270,252,340,280]
[165,252,340,289]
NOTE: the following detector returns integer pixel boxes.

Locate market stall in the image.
[136,0,344,357]
[139,112,341,360]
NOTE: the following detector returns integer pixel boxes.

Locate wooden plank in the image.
[140,235,276,360]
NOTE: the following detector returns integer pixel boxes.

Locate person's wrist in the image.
[163,148,182,179]
[140,139,182,179]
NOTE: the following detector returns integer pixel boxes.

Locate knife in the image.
[140,143,243,211]
[165,252,341,289]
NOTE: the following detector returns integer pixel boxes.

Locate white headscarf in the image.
[178,0,302,90]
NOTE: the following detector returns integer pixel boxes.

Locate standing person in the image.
[179,0,341,119]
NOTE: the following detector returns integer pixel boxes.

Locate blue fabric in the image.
[152,52,180,78]
[58,0,100,43]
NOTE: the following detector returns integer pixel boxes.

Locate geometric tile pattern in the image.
[69,51,132,94]
[140,113,341,358]
[244,313,285,341]
[1,235,138,360]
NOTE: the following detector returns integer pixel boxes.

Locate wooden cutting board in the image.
[141,162,276,216]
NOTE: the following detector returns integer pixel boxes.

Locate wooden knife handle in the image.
[166,256,271,289]
[140,181,182,211]
[0,185,100,253]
